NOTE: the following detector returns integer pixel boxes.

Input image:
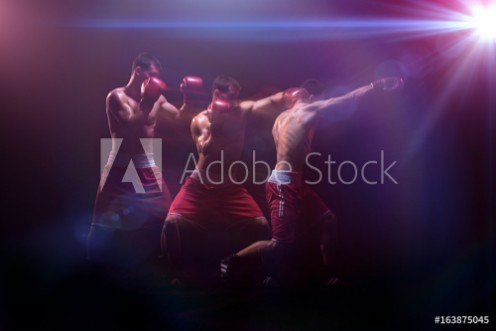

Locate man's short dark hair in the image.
[301,79,324,97]
[132,52,162,71]
[212,75,241,93]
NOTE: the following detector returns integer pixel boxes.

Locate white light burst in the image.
[468,4,496,41]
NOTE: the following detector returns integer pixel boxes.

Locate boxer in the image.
[87,52,179,278]
[161,75,290,285]
[222,77,404,286]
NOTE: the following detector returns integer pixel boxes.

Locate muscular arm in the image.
[191,114,214,155]
[248,92,286,118]
[303,84,374,124]
[106,90,143,126]
[157,96,179,130]
[158,95,179,120]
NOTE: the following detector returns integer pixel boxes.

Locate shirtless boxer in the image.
[161,75,289,284]
[87,53,179,276]
[222,77,404,286]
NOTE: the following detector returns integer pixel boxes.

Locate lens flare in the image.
[468,5,496,41]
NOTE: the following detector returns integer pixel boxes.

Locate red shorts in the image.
[92,163,171,230]
[266,172,333,244]
[168,176,264,223]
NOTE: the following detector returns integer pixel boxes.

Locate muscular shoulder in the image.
[106,87,128,109]
[191,110,209,137]
[107,87,126,101]
[191,110,209,127]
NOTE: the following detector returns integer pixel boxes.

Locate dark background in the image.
[0,0,494,330]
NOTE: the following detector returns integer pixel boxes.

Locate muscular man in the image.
[222,77,404,286]
[161,75,289,284]
[87,52,179,277]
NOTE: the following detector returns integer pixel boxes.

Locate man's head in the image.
[131,52,162,83]
[283,88,310,108]
[212,75,241,107]
[300,79,324,102]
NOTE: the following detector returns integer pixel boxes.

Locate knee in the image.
[253,216,268,227]
[161,216,183,256]
[267,240,292,256]
[162,220,173,242]
[321,211,337,232]
[163,215,182,236]
[254,217,271,239]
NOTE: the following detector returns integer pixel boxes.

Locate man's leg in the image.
[221,238,297,286]
[320,211,339,276]
[226,216,270,252]
[161,216,182,272]
[162,214,219,285]
[222,178,302,286]
[161,215,191,284]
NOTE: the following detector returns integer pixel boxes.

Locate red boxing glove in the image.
[371,77,404,91]
[180,76,203,94]
[283,87,310,107]
[208,99,231,119]
[141,77,167,104]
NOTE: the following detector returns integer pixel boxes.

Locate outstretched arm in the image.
[156,95,180,121]
[304,77,403,124]
[307,84,373,112]
[249,91,287,118]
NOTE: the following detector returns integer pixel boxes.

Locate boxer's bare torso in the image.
[107,86,178,154]
[191,103,251,180]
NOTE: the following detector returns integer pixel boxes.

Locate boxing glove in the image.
[141,77,167,104]
[283,87,310,107]
[371,77,404,91]
[208,99,231,120]
[180,76,203,94]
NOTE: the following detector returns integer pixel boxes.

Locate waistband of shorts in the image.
[106,151,157,169]
[190,168,238,188]
[268,170,303,185]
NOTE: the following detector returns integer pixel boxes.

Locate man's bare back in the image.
[273,83,385,172]
[272,106,318,172]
